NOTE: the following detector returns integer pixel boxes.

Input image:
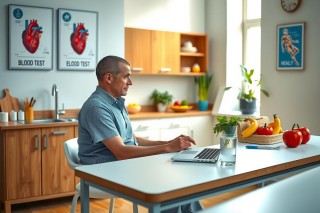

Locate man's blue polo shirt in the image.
[78,86,136,164]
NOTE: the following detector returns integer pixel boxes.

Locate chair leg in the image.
[71,193,80,213]
[133,202,139,213]
[109,198,115,213]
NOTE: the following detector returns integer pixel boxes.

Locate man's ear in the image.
[104,73,113,84]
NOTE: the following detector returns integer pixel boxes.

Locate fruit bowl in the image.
[127,104,141,114]
[170,105,193,112]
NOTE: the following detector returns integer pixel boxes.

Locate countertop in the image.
[0,106,212,130]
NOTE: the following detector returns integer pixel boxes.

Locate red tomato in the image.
[283,124,303,148]
[295,124,311,144]
[257,123,273,135]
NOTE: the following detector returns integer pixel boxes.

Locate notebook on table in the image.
[171,147,220,163]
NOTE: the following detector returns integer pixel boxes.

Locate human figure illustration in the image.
[281,28,300,66]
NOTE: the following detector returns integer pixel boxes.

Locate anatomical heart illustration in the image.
[22,19,43,53]
[70,23,89,55]
[9,5,53,70]
[58,9,97,70]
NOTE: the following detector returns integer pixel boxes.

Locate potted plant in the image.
[226,65,269,114]
[150,89,173,112]
[194,72,213,111]
[213,115,242,136]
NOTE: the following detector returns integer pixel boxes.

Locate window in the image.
[214,0,261,115]
[243,0,261,77]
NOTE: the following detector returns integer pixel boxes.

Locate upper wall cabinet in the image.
[125,28,208,76]
[125,28,152,73]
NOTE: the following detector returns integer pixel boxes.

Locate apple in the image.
[181,100,189,106]
[295,124,311,144]
[174,101,181,106]
[283,124,303,148]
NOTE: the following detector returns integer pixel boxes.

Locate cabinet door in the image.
[131,120,161,140]
[151,30,180,74]
[125,28,152,73]
[41,126,75,195]
[5,129,42,200]
[159,118,191,141]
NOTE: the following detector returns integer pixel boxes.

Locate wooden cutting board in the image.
[0,89,21,112]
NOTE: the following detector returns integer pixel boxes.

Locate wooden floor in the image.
[7,186,258,213]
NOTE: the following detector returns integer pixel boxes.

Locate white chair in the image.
[64,138,138,213]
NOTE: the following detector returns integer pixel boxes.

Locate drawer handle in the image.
[169,123,180,128]
[160,68,171,72]
[52,130,68,135]
[34,134,39,150]
[132,67,143,72]
[136,125,148,131]
[44,134,48,149]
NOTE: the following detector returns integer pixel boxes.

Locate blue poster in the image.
[277,23,304,70]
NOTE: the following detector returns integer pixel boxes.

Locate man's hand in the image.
[167,134,196,152]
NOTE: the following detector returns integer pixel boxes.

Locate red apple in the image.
[283,124,303,148]
[174,101,181,106]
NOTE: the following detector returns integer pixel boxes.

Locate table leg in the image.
[149,203,161,213]
[80,179,90,213]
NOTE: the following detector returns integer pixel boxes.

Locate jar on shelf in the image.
[192,63,200,72]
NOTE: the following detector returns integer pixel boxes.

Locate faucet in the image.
[52,84,65,120]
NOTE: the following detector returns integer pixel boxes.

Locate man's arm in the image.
[103,135,195,160]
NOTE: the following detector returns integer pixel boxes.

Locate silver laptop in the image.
[171,147,220,163]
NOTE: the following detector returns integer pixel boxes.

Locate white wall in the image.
[0,0,124,110]
[0,0,207,111]
[261,0,320,135]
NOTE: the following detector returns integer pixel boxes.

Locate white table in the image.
[200,165,320,213]
[75,136,320,213]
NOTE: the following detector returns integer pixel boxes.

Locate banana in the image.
[241,117,258,138]
[272,114,281,134]
[268,121,283,133]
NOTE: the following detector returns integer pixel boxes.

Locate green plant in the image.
[150,90,173,105]
[226,65,269,102]
[213,115,242,136]
[194,72,213,101]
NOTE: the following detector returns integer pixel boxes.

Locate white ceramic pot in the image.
[157,103,167,112]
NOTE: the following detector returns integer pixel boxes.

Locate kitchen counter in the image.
[129,109,212,120]
[0,104,213,130]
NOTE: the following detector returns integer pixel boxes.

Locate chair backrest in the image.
[64,138,81,170]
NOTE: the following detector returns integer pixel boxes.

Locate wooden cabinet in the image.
[125,28,152,73]
[180,33,208,74]
[125,28,207,76]
[1,125,76,213]
[151,30,180,74]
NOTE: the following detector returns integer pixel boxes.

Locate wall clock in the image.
[281,0,301,12]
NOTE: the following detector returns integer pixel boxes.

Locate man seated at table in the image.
[77,55,203,213]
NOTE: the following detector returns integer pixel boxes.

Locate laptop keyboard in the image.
[194,148,220,161]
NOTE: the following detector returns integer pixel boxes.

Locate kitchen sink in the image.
[18,118,77,124]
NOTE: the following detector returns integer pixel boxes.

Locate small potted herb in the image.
[150,90,173,112]
[213,115,242,136]
[194,72,213,111]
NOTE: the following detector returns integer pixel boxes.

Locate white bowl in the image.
[181,67,191,72]
[181,46,197,53]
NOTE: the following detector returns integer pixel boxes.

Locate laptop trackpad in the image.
[181,150,198,154]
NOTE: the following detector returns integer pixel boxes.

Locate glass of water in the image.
[219,134,237,166]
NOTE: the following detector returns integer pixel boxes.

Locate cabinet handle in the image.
[169,123,180,128]
[160,68,171,72]
[34,134,39,150]
[136,125,148,131]
[132,67,143,72]
[52,130,68,135]
[44,134,48,149]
